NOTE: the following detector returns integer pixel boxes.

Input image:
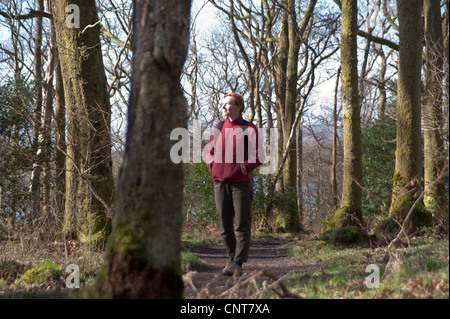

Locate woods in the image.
[0,0,448,300]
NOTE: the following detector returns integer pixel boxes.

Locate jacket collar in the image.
[227,115,244,126]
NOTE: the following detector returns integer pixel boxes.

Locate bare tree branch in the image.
[0,9,52,20]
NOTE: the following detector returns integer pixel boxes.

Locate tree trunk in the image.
[52,0,115,246]
[30,0,44,226]
[54,41,66,218]
[387,0,428,225]
[443,3,449,161]
[423,0,447,214]
[89,0,191,298]
[296,121,303,227]
[327,0,365,242]
[39,0,57,222]
[376,46,388,119]
[331,67,341,209]
[281,0,300,232]
[275,0,316,233]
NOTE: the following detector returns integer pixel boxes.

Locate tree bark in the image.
[388,0,425,223]
[54,40,66,218]
[30,0,44,225]
[40,0,56,220]
[281,0,300,232]
[423,0,447,214]
[52,0,114,245]
[296,121,303,227]
[376,45,388,119]
[89,0,191,298]
[331,67,341,209]
[275,0,316,233]
[327,0,365,241]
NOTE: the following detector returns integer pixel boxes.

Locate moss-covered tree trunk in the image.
[327,0,365,243]
[89,0,191,298]
[52,0,114,245]
[387,0,429,227]
[423,0,447,214]
[275,0,316,233]
[271,4,289,232]
[281,0,301,232]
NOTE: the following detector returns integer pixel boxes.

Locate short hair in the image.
[225,93,245,113]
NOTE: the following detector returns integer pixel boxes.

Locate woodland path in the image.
[184,237,321,298]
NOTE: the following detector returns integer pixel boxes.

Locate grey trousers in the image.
[214,181,253,263]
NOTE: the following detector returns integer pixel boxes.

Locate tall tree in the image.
[54,34,66,217]
[423,0,447,214]
[39,0,56,219]
[387,0,429,227]
[52,0,115,245]
[277,0,317,232]
[327,0,365,242]
[331,67,341,209]
[30,0,44,224]
[89,0,191,298]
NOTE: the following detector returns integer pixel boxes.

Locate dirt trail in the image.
[184,238,320,298]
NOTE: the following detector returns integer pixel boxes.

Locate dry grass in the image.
[1,221,448,299]
[0,225,104,298]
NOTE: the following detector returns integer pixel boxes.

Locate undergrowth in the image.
[284,235,448,298]
[1,225,448,299]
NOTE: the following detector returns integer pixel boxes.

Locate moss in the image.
[393,171,402,182]
[274,215,285,232]
[78,211,112,249]
[106,217,145,257]
[372,216,400,242]
[411,203,433,228]
[85,252,183,299]
[17,263,60,285]
[373,202,433,242]
[323,226,364,245]
[82,267,113,299]
[327,206,350,230]
[389,195,411,219]
[325,206,368,244]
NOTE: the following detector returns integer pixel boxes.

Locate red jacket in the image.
[206,116,264,182]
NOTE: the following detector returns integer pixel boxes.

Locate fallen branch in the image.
[184,269,303,299]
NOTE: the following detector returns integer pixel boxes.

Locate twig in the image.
[210,270,303,299]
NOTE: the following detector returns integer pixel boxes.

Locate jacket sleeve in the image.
[244,125,265,172]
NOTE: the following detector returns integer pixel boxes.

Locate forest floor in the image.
[0,227,448,299]
[181,230,449,299]
[182,234,319,298]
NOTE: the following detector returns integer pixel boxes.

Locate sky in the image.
[191,0,221,34]
[189,0,340,117]
[0,0,349,117]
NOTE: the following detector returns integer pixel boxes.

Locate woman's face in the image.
[221,96,241,120]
